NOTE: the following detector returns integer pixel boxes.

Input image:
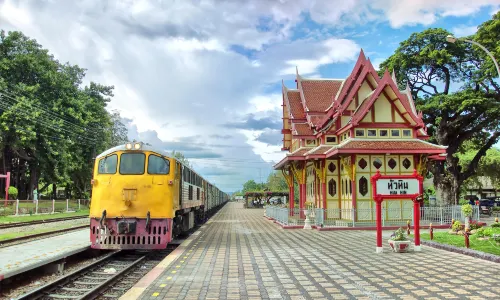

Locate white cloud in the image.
[452,25,479,37]
[1,0,497,191]
[280,38,360,75]
[371,0,500,28]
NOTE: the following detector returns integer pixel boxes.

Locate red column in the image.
[322,181,327,220]
[299,183,306,218]
[289,184,294,217]
[375,198,383,253]
[413,199,421,251]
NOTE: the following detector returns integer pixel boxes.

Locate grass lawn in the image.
[413,226,500,256]
[0,223,88,241]
[0,209,89,224]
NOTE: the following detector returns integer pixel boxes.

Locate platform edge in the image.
[118,230,199,300]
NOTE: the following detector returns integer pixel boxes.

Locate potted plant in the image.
[388,227,411,253]
[462,204,473,229]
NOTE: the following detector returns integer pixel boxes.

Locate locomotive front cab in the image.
[90,142,176,249]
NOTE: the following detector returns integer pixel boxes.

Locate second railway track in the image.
[17,245,178,300]
[0,216,89,230]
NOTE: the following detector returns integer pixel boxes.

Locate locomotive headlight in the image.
[125,143,133,150]
[133,142,142,150]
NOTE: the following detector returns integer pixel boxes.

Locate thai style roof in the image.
[293,123,314,136]
[277,49,445,164]
[274,138,447,169]
[298,76,344,112]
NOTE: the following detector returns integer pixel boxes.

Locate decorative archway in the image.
[371,169,423,253]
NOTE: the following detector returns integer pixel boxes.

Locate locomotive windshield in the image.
[119,153,146,175]
[148,154,170,174]
[97,154,117,174]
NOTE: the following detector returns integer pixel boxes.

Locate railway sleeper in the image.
[102,294,121,298]
[74,281,102,285]
[48,294,81,299]
[61,287,92,292]
[83,276,105,280]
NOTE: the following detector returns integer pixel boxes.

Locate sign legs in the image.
[413,199,421,251]
[375,199,383,253]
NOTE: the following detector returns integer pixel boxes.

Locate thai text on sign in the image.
[375,179,419,196]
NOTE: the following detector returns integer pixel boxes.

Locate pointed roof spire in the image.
[282,79,288,92]
[382,68,391,78]
[359,48,366,61]
[391,69,397,84]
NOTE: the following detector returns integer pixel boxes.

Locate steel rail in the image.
[16,250,121,300]
[0,225,89,245]
[79,255,147,299]
[0,216,88,229]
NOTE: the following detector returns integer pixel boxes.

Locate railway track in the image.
[17,246,177,300]
[0,216,88,229]
[0,225,89,246]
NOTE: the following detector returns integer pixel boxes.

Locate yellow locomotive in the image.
[89,142,228,249]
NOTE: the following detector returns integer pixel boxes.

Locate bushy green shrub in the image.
[461,204,473,217]
[392,227,408,241]
[491,222,500,228]
[452,220,462,232]
[477,227,493,238]
[8,186,18,199]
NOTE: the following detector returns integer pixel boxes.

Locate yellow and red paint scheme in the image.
[90,143,228,250]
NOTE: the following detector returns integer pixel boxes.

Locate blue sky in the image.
[1,0,499,192]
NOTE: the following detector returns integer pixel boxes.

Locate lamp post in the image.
[446,35,500,80]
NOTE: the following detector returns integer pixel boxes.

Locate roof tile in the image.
[307,145,333,155]
[287,91,305,119]
[294,123,314,136]
[301,80,343,112]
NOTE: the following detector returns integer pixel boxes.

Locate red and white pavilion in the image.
[274,50,447,222]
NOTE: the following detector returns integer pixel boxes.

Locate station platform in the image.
[123,202,500,300]
[0,229,90,281]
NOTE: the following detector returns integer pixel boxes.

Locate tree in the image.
[266,171,288,191]
[170,150,191,167]
[379,15,500,205]
[0,30,126,199]
[458,144,500,192]
[108,110,128,147]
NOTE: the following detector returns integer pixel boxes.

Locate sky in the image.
[1,0,499,193]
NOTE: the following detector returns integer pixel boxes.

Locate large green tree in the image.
[0,30,127,199]
[379,12,500,205]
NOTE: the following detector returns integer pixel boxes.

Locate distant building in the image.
[274,50,447,221]
[464,176,499,199]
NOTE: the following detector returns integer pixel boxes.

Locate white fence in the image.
[0,199,90,216]
[265,205,480,228]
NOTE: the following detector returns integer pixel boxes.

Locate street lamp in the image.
[446,35,500,80]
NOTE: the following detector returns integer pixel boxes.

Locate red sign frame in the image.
[370,169,423,253]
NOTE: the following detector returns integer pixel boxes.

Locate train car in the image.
[89,141,228,250]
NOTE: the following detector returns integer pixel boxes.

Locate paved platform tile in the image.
[136,203,500,300]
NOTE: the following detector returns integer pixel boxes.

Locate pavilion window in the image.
[367,129,377,137]
[379,129,388,137]
[403,129,412,137]
[328,179,336,197]
[355,129,365,137]
[328,162,336,173]
[359,176,368,196]
[326,136,337,143]
[391,129,400,137]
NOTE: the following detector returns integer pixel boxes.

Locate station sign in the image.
[375,178,419,196]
